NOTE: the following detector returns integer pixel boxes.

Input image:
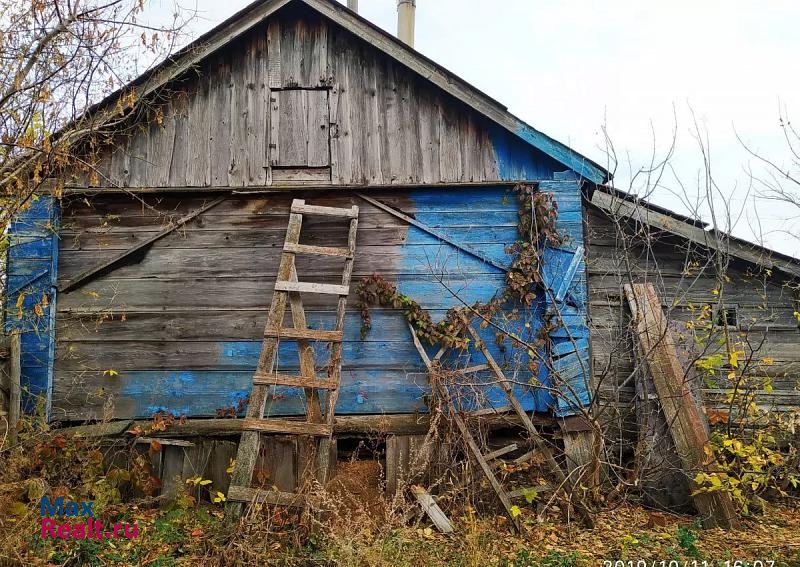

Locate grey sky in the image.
[151,0,800,257]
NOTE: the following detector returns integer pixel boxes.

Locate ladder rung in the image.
[242,418,331,436]
[263,327,343,341]
[254,372,338,389]
[483,443,518,461]
[274,281,350,295]
[291,202,359,218]
[513,449,539,465]
[284,243,353,258]
[227,486,323,508]
[461,364,489,373]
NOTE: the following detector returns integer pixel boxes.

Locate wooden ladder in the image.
[227,199,359,515]
[408,311,594,530]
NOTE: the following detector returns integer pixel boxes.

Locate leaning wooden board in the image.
[624,283,738,529]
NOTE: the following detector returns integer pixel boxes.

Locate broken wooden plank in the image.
[624,283,739,529]
[553,245,584,303]
[456,312,595,527]
[241,418,331,436]
[58,195,226,293]
[410,485,454,534]
[406,321,521,533]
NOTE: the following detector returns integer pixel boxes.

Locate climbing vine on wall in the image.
[355,183,561,352]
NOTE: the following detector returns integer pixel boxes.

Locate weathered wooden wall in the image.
[585,203,800,454]
[53,186,572,421]
[69,5,562,190]
[7,3,597,423]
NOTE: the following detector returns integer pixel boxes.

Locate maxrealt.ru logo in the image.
[40,496,138,539]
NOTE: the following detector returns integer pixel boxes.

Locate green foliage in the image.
[675,525,701,558]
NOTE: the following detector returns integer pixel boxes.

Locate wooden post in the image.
[8,333,21,447]
[624,283,739,528]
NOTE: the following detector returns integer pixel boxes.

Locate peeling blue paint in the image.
[4,196,59,416]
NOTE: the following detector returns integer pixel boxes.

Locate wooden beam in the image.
[48,412,560,440]
[58,195,226,293]
[54,181,522,195]
[624,283,739,529]
[356,193,509,272]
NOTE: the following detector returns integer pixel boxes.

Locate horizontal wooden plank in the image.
[50,365,545,420]
[274,281,349,295]
[291,202,358,218]
[55,310,441,341]
[57,242,510,281]
[253,372,338,389]
[56,274,510,312]
[283,242,352,258]
[263,327,343,341]
[54,336,541,371]
[242,418,331,436]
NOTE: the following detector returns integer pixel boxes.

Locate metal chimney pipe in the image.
[397,0,416,47]
[347,0,358,13]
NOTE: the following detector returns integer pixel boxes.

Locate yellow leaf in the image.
[199,479,212,486]
[226,459,236,475]
[15,293,26,308]
[212,491,226,503]
[510,505,522,518]
[103,369,119,377]
[33,303,44,317]
[728,350,743,369]
[761,357,774,366]
[712,288,720,296]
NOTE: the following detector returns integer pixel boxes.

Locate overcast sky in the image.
[151,0,800,257]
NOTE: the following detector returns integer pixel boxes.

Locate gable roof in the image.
[590,186,800,279]
[77,0,609,184]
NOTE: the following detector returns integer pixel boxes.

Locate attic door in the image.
[269,89,330,180]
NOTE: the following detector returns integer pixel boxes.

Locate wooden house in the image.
[4,0,798,499]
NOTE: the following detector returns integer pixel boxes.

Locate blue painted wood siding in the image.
[4,196,60,414]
